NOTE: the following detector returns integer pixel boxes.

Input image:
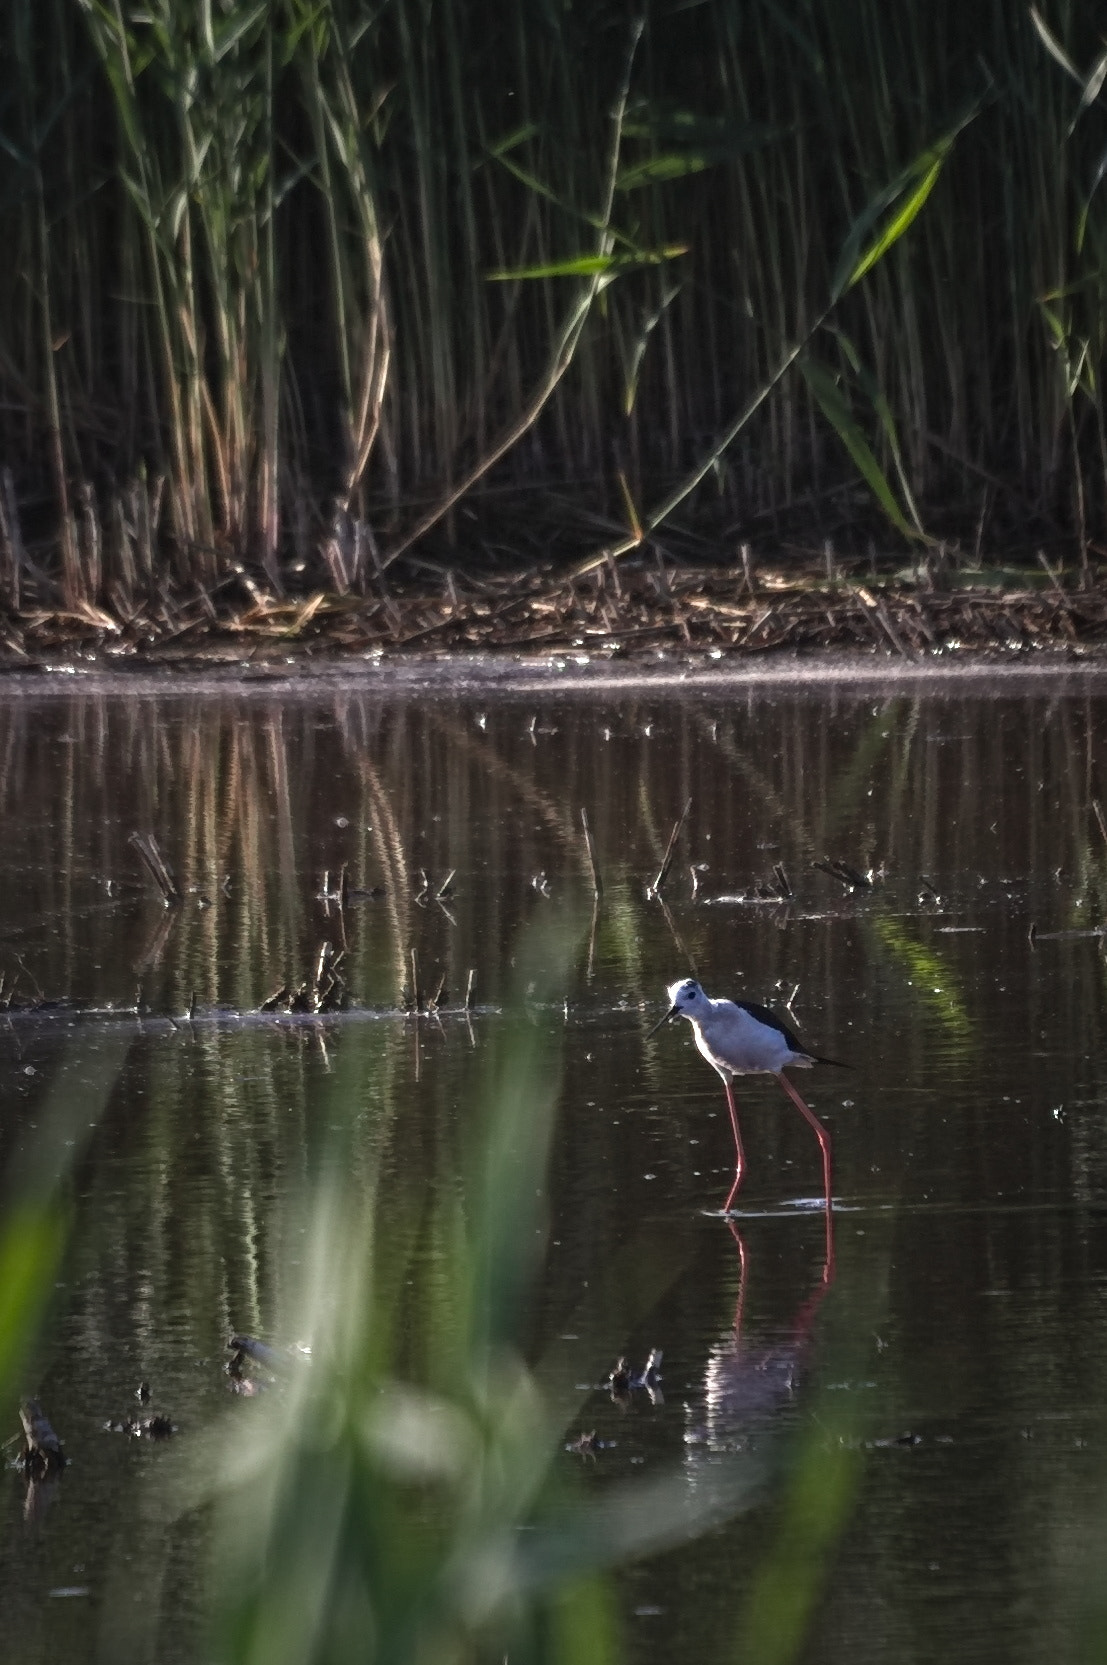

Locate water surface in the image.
[2,669,1107,1663]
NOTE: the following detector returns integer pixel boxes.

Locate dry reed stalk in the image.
[0,468,23,611]
[129,832,182,907]
[1092,798,1107,849]
[18,1399,66,1478]
[580,808,602,899]
[650,796,692,897]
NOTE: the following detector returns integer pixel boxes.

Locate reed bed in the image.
[0,0,1105,626]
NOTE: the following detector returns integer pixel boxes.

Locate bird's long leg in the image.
[721,1075,745,1212]
[775,1071,833,1208]
[775,1072,834,1272]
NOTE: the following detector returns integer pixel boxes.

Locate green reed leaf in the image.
[838,141,950,295]
[799,357,926,542]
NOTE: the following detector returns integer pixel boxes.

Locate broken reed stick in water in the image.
[650,797,692,896]
[580,807,603,898]
[18,1399,66,1477]
[129,831,182,906]
[1092,798,1107,849]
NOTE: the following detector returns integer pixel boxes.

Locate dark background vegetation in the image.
[1,0,1105,618]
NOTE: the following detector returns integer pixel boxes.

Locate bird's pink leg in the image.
[721,1075,745,1212]
[775,1070,833,1209]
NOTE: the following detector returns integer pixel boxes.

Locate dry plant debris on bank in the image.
[2,558,1107,664]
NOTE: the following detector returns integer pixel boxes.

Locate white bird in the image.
[648,978,844,1213]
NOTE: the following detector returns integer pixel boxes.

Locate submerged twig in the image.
[650,797,692,896]
[581,807,603,899]
[133,906,178,977]
[586,893,600,982]
[813,857,871,891]
[129,831,182,906]
[1092,798,1107,849]
[18,1399,66,1478]
[1028,923,1107,943]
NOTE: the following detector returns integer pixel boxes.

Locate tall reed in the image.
[1,1,1105,602]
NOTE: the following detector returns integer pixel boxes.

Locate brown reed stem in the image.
[129,831,182,907]
[650,797,692,896]
[580,807,602,899]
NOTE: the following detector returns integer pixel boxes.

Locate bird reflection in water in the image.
[687,1213,834,1453]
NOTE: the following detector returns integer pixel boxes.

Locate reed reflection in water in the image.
[1,675,1107,1663]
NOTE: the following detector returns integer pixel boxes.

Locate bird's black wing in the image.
[736,999,849,1067]
[735,1000,805,1052]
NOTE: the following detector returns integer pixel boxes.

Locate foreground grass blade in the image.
[205,912,859,1665]
[0,1030,132,1410]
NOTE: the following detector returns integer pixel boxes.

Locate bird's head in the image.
[647,977,705,1036]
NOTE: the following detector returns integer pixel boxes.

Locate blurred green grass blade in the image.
[507,1462,769,1593]
[548,1575,621,1665]
[209,908,810,1665]
[0,1029,131,1404]
[469,914,584,1355]
[737,1424,862,1665]
[9,1030,133,1198]
[0,1208,66,1406]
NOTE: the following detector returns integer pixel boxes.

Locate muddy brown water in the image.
[3,661,1107,1663]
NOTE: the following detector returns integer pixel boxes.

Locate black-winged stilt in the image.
[648,978,843,1213]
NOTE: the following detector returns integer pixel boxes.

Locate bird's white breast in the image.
[689,999,804,1077]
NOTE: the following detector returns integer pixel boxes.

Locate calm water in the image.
[3,667,1107,1662]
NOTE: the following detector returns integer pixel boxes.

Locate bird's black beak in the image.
[647,1004,678,1039]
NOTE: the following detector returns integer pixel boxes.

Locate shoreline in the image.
[4,560,1107,694]
[2,643,1107,699]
